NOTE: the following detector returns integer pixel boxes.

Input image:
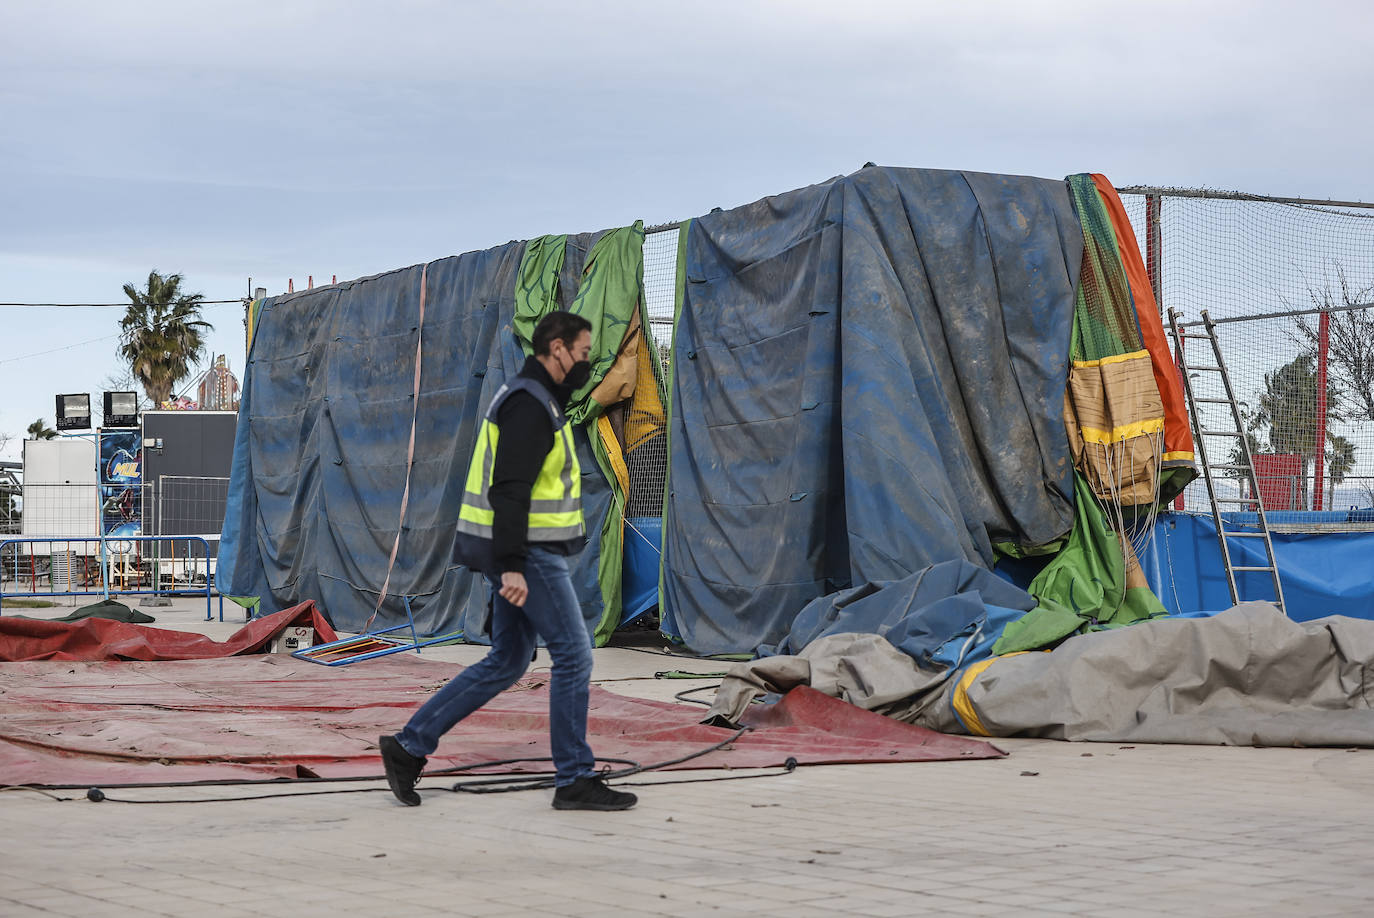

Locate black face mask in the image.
[563,359,592,391]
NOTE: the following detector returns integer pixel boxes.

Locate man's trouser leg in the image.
[518,547,595,787]
[396,588,536,758]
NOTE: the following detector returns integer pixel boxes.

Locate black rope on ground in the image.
[674,684,720,706]
[2,726,782,805]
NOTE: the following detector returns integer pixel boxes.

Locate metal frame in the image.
[292,596,460,665]
[0,535,223,620]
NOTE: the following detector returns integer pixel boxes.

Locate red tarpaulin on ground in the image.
[0,602,337,662]
[0,654,1003,787]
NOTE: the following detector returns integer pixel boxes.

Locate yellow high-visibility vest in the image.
[456,376,584,544]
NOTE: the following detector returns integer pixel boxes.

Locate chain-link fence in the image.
[621,225,680,520]
[643,224,679,377]
[1119,189,1374,527]
[633,194,1374,531]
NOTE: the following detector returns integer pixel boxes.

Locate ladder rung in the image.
[1192,397,1235,404]
[1186,365,1223,372]
[1200,430,1244,437]
[1232,566,1278,572]
[1179,332,1215,340]
[1211,463,1250,470]
[1220,531,1267,538]
[1215,497,1256,503]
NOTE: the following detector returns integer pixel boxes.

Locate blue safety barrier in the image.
[1136,512,1374,621]
[0,536,223,621]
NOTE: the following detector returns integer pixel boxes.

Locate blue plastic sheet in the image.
[1140,512,1374,621]
[760,559,1037,665]
[620,516,662,625]
[218,234,617,636]
[661,166,1083,654]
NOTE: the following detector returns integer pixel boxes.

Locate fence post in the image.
[1145,194,1162,310]
[1147,194,1186,512]
[1314,310,1330,511]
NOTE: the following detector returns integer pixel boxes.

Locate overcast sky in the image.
[2,0,1373,460]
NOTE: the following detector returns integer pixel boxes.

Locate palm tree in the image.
[118,270,213,407]
[26,419,57,440]
[1325,433,1357,510]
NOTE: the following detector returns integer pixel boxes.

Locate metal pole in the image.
[1145,194,1162,311]
[1116,186,1374,210]
[1314,311,1330,511]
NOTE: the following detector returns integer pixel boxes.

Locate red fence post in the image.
[1314,310,1330,511]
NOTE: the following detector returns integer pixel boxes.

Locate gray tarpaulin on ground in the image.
[660,166,1082,654]
[217,234,616,636]
[709,602,1374,747]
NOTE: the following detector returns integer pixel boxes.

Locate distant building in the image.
[197,355,241,411]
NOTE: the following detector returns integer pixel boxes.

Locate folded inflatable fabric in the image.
[932,602,1374,747]
[1088,175,1196,500]
[707,632,952,727]
[759,558,1036,659]
[710,602,1374,748]
[707,561,1036,725]
[1063,173,1166,509]
[0,602,336,662]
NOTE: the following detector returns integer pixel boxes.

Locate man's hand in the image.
[499,571,528,607]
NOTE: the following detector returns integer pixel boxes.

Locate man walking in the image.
[379,310,637,811]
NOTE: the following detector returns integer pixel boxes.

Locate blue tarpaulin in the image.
[660,166,1084,654]
[218,234,618,637]
[761,559,1037,666]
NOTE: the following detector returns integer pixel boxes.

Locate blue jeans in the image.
[397,547,596,787]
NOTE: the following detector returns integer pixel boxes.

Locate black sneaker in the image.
[552,775,638,811]
[379,734,426,807]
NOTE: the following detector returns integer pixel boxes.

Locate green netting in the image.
[1067,174,1143,362]
[994,179,1170,653]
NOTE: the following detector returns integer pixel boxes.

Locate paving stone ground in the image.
[2,598,1371,917]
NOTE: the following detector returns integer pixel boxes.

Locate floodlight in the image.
[103,391,140,428]
[56,393,92,431]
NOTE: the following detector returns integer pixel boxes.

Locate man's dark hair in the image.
[532,310,593,356]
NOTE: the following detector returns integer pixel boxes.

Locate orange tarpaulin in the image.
[1090,174,1196,498]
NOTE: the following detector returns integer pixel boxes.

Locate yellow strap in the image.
[951,652,1033,737]
[1079,417,1165,445]
[598,414,630,501]
[1071,348,1151,369]
[1161,450,1195,463]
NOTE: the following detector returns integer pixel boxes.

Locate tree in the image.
[1223,405,1265,504]
[1291,265,1374,422]
[25,419,57,440]
[1325,433,1357,510]
[1253,351,1342,509]
[118,270,213,407]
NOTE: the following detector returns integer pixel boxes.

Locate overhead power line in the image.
[0,335,120,365]
[0,298,247,308]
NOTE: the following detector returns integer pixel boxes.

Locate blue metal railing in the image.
[0,536,223,621]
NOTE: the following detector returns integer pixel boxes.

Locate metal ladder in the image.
[1167,307,1285,611]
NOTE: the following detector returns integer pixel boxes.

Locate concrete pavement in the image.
[2,596,1370,917]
